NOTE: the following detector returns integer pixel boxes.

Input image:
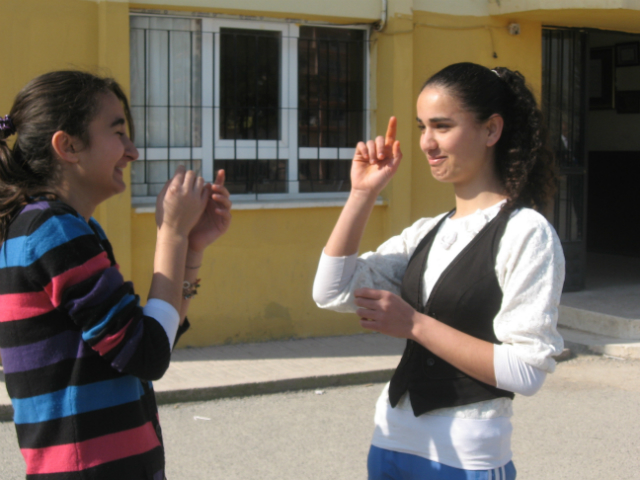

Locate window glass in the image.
[220,28,281,140]
[298,27,365,149]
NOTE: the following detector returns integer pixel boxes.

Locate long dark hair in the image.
[0,71,133,242]
[422,62,556,212]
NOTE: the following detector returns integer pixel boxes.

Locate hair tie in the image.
[491,69,501,78]
[0,115,16,136]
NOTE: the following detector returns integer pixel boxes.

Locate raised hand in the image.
[155,165,209,237]
[351,117,402,197]
[188,169,232,253]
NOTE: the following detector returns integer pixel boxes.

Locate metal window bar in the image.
[542,28,587,242]
[189,31,193,171]
[130,21,369,200]
[143,28,148,192]
[166,30,171,184]
[542,27,588,291]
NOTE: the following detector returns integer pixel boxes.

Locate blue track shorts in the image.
[368,445,517,480]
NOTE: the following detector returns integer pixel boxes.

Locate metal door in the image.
[542,28,588,291]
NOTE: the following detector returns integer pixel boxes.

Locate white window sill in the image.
[132,196,386,213]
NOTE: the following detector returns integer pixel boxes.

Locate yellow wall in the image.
[2,0,639,346]
[128,0,380,24]
[498,8,640,34]
[132,207,387,346]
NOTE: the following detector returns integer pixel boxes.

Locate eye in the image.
[417,124,425,131]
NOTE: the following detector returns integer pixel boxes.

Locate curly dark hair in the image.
[0,71,133,242]
[422,62,556,212]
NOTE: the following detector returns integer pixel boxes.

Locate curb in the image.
[0,403,13,423]
[155,369,395,405]
[559,326,640,360]
[559,305,640,340]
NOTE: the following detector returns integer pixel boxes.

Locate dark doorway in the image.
[586,30,640,259]
[543,28,640,290]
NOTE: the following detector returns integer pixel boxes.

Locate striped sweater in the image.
[0,200,183,479]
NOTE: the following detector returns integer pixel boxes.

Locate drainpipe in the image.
[374,0,387,32]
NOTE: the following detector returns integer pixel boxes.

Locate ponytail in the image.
[0,112,59,243]
[492,67,556,212]
[422,62,556,212]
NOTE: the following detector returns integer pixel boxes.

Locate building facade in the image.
[2,0,639,346]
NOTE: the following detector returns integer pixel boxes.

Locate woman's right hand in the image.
[351,117,402,197]
[155,165,209,237]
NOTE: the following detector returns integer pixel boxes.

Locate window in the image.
[130,15,369,203]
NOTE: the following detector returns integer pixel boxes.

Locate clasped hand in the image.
[354,288,421,340]
[155,165,232,251]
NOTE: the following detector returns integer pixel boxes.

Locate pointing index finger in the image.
[214,169,226,186]
[385,117,397,148]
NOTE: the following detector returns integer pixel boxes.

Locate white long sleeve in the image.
[143,298,180,350]
[312,251,358,307]
[494,343,546,396]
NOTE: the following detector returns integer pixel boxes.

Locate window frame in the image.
[130,13,370,205]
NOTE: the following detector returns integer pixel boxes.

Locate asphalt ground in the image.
[1,354,639,480]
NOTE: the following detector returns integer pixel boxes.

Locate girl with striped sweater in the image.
[0,71,231,479]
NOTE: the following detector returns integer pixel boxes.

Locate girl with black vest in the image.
[313,62,564,480]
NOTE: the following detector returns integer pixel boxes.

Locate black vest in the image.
[388,209,515,417]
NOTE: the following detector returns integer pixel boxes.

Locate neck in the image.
[452,172,507,218]
[52,180,97,221]
[453,190,507,218]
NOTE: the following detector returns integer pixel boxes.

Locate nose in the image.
[124,135,139,162]
[420,128,437,153]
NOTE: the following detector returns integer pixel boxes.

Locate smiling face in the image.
[416,86,501,192]
[72,91,139,205]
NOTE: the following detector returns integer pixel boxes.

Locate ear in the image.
[51,131,81,165]
[485,114,504,148]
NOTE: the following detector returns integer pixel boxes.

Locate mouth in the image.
[427,155,447,166]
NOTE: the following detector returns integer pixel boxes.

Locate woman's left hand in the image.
[354,288,421,339]
[356,288,497,385]
[188,170,232,253]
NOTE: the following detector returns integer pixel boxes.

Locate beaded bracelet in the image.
[183,279,201,300]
